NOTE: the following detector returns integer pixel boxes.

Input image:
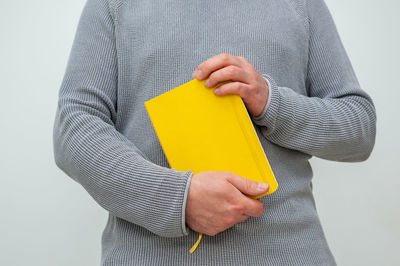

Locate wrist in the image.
[254,75,272,119]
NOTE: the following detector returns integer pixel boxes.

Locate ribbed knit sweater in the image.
[53,0,377,265]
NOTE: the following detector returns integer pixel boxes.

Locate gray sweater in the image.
[53,0,376,265]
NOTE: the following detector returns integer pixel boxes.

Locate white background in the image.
[1,0,399,265]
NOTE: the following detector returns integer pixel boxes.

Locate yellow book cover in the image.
[144,78,278,252]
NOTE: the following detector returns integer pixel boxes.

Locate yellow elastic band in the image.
[189,233,202,254]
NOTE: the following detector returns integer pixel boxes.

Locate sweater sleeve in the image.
[53,0,193,237]
[250,0,376,162]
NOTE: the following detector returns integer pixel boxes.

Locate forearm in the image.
[53,99,193,237]
[251,75,376,162]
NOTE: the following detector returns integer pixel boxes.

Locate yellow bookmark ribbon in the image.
[189,233,203,254]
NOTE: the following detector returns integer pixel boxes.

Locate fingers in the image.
[226,173,269,197]
[238,213,250,223]
[241,197,265,217]
[192,53,244,80]
[229,197,264,218]
[213,81,249,98]
[225,174,268,217]
[203,65,251,89]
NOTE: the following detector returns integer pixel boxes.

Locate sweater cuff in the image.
[263,74,273,111]
[250,74,281,135]
[181,171,193,235]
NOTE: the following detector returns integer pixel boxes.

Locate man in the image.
[53,0,376,265]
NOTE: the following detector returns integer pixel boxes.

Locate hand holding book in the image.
[192,52,269,117]
[185,171,269,236]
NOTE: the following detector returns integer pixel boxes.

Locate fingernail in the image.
[204,79,211,87]
[257,183,269,191]
[214,88,220,95]
[193,69,203,79]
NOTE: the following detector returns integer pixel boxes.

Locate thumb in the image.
[226,173,269,196]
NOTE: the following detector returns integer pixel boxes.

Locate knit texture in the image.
[53,0,376,265]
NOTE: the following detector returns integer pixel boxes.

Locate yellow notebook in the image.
[144,78,278,253]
